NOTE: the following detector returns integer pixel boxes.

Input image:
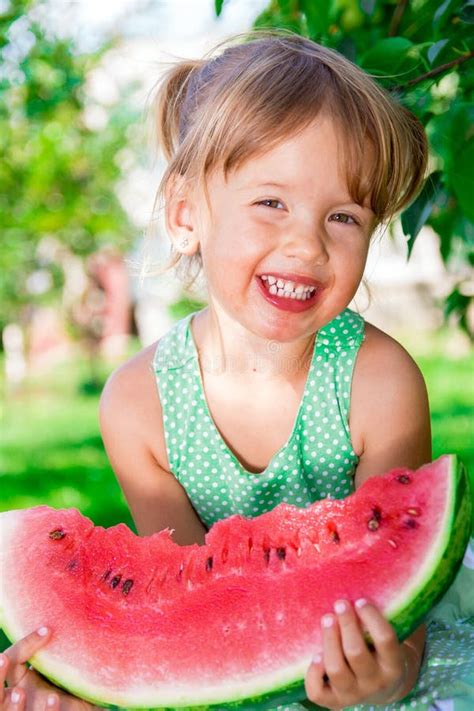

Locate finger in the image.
[305,653,341,710]
[354,599,403,673]
[333,599,377,679]
[5,686,26,711]
[6,627,51,687]
[45,692,60,710]
[320,612,356,694]
[0,653,10,703]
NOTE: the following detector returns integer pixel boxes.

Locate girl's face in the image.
[191,115,376,342]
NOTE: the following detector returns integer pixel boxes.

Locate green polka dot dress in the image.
[153,307,362,525]
[152,307,474,711]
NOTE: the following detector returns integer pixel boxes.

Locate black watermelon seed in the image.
[330,530,340,544]
[323,673,329,685]
[276,547,286,560]
[372,506,382,522]
[206,556,213,572]
[121,579,134,596]
[404,518,418,529]
[397,474,411,484]
[49,529,66,540]
[263,548,271,564]
[102,569,112,582]
[110,575,122,589]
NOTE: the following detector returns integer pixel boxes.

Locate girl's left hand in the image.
[305,598,409,710]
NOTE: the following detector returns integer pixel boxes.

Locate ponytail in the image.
[147,59,203,163]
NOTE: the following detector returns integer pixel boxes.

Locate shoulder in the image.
[99,341,168,470]
[350,320,432,486]
[354,321,428,395]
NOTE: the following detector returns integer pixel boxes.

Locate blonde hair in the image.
[145,28,429,289]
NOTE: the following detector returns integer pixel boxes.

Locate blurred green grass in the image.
[1,354,136,531]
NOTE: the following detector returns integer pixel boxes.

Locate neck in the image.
[191,306,317,380]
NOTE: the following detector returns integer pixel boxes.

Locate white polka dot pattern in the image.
[153,308,363,529]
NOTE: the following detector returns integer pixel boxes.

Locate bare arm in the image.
[99,344,207,545]
[350,322,432,701]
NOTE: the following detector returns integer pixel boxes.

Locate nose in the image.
[281,227,329,266]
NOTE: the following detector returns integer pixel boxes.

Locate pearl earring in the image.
[179,237,189,250]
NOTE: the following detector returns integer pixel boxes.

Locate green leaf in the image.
[277,0,293,13]
[401,171,443,256]
[359,0,377,15]
[439,102,474,222]
[444,287,473,340]
[360,38,419,80]
[427,39,450,65]
[450,139,474,222]
[433,0,463,29]
[459,0,474,23]
[301,0,331,37]
[214,0,225,17]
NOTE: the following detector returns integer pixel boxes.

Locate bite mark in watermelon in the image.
[0,455,471,709]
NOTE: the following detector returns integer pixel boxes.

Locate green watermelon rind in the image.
[1,455,471,711]
[385,456,472,640]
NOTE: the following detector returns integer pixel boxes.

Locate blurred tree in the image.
[0,0,138,332]
[216,0,474,338]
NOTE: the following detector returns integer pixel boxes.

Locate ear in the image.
[165,173,200,256]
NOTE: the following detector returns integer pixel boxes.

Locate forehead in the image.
[215,116,374,205]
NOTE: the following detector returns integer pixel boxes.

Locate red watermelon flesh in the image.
[0,455,471,709]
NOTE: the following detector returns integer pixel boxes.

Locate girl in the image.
[3,30,472,711]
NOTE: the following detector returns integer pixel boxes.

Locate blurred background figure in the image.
[2,324,26,391]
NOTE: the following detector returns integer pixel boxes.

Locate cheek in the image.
[202,215,271,272]
[337,237,369,270]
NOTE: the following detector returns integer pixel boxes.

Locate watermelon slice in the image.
[0,455,471,710]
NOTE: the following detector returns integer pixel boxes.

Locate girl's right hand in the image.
[0,627,98,710]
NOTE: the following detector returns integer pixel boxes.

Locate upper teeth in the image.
[261,275,316,300]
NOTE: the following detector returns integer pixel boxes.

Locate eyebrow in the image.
[241,181,289,189]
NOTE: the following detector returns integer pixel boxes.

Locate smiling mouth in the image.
[259,275,320,301]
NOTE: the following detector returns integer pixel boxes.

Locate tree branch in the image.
[388,0,409,37]
[390,51,474,92]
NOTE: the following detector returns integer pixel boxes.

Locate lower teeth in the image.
[266,283,313,300]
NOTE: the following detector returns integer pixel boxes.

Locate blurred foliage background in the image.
[1,0,473,531]
[0,0,140,332]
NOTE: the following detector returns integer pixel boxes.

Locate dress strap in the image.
[313,308,365,441]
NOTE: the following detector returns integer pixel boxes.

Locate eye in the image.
[329,212,360,226]
[256,199,284,210]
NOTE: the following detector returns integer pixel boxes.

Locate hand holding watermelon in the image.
[0,628,96,711]
[305,598,418,708]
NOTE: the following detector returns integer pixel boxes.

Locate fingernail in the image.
[321,614,334,628]
[334,600,346,614]
[11,690,21,704]
[47,694,57,707]
[355,598,368,609]
[0,653,5,667]
[37,626,49,636]
[312,653,322,664]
